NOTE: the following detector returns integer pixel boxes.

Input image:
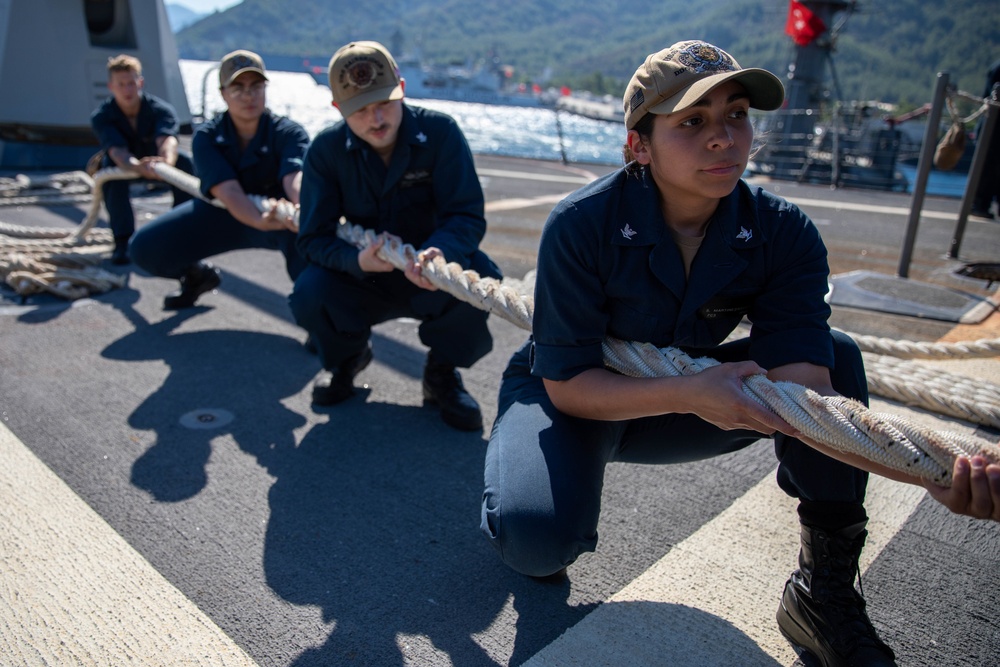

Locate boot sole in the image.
[777,596,832,667]
[163,268,222,309]
[778,628,824,667]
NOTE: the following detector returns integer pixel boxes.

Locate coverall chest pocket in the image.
[392,174,436,241]
[608,298,677,345]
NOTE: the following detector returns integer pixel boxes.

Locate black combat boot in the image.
[777,520,896,667]
[312,342,373,406]
[422,354,482,431]
[111,235,131,265]
[163,261,222,309]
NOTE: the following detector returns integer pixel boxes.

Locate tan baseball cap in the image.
[328,41,404,118]
[219,50,268,88]
[623,41,784,130]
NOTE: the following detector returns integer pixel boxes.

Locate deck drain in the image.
[179,408,234,430]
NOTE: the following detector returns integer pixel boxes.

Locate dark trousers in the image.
[481,331,870,577]
[129,199,304,281]
[289,256,498,371]
[101,152,195,241]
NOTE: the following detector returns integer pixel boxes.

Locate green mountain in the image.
[175,0,1000,109]
[165,3,205,32]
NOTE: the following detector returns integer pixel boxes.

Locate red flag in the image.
[785,1,827,46]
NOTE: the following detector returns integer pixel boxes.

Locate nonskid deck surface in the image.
[1,154,998,666]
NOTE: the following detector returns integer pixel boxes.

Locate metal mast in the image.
[765,0,852,179]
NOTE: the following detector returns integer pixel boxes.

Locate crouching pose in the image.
[291,41,500,431]
[130,50,308,309]
[481,40,1000,667]
[90,54,195,265]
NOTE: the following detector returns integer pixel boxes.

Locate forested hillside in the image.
[175,0,1000,109]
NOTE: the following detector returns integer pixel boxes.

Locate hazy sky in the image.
[171,0,242,14]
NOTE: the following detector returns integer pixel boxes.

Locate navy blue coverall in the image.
[90,92,195,243]
[129,109,309,281]
[290,104,500,372]
[481,168,869,577]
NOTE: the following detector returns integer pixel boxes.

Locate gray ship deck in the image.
[2,154,999,666]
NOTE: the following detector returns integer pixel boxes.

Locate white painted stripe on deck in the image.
[788,196,957,221]
[478,168,595,185]
[478,169,965,223]
[524,467,925,666]
[486,193,570,212]
[0,421,259,667]
[478,167,965,222]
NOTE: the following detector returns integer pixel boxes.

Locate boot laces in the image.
[820,552,887,655]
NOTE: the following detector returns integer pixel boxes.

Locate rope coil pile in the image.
[3,163,999,485]
[1,169,131,298]
[0,164,215,298]
[0,171,94,206]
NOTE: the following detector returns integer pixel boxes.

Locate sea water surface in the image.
[180,60,967,198]
[181,59,623,166]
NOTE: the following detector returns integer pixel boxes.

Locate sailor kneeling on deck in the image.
[482,39,1000,667]
[290,41,500,431]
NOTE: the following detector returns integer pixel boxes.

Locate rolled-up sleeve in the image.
[276,118,309,181]
[192,129,236,197]
[149,97,179,138]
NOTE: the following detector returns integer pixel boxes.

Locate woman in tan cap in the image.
[482,40,999,667]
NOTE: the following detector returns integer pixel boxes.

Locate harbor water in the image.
[181,60,968,198]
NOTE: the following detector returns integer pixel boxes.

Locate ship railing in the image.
[751,105,908,191]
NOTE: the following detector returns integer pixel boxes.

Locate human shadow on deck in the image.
[96,302,593,663]
[101,308,316,501]
[262,399,598,667]
[521,600,784,666]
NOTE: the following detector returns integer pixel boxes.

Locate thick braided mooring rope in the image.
[4,164,999,484]
[335,217,1000,488]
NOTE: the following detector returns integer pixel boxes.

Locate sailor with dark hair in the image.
[290,40,500,431]
[481,39,1000,667]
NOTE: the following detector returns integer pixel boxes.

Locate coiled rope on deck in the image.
[1,169,132,298]
[0,171,94,207]
[4,163,999,484]
[0,164,216,298]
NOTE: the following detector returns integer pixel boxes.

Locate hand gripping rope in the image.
[3,163,999,485]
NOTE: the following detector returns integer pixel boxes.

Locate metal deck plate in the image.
[828,270,995,323]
